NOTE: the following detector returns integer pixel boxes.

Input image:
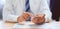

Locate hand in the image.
[17,12,32,22]
[31,14,45,25]
[17,16,25,22]
[22,12,32,20]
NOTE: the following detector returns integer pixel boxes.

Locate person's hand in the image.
[22,12,32,20]
[17,15,25,22]
[31,14,45,25]
[17,12,32,22]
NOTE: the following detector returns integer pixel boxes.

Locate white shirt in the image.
[3,0,52,22]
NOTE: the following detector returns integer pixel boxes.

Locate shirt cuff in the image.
[6,15,19,22]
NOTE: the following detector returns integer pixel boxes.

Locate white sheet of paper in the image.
[13,21,60,29]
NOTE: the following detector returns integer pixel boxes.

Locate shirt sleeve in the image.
[3,0,19,22]
[38,0,52,22]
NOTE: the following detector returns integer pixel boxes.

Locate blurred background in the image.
[0,0,60,21]
[0,0,5,19]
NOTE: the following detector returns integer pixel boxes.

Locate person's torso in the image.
[9,0,49,16]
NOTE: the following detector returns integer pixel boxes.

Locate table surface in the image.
[0,20,60,29]
[0,21,16,29]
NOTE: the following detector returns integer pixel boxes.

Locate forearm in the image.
[39,0,52,22]
[3,14,19,22]
[43,10,52,22]
[3,0,18,22]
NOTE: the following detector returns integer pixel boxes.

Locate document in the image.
[13,21,60,29]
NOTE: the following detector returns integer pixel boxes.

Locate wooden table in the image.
[0,20,60,29]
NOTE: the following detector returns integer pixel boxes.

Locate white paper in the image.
[13,21,60,29]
